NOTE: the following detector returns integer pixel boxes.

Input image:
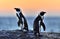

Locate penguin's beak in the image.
[14,8,17,10]
[14,8,16,11]
[42,11,46,14]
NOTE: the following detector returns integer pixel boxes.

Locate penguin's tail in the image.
[40,22,46,31]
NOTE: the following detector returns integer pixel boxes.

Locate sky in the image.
[0,0,60,17]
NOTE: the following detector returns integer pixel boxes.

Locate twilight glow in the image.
[0,0,60,17]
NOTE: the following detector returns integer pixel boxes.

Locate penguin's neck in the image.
[17,12,21,17]
[40,15,44,20]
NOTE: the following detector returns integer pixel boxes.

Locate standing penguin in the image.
[14,8,23,27]
[14,8,28,31]
[33,11,46,36]
[40,11,46,31]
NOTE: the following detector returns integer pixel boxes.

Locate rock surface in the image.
[0,30,60,39]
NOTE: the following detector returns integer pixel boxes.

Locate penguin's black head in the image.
[40,11,46,16]
[14,8,20,12]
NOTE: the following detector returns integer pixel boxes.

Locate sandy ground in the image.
[0,30,60,39]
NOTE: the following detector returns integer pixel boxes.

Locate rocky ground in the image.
[0,30,60,39]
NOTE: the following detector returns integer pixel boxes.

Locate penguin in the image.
[23,16,29,31]
[14,8,23,27]
[14,8,28,31]
[40,11,46,31]
[33,11,46,36]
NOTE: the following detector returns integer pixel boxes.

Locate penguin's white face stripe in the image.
[16,11,22,17]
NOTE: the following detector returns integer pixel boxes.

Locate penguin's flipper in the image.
[42,23,46,31]
[40,22,46,31]
[17,20,20,27]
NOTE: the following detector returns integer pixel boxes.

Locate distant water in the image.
[0,17,60,32]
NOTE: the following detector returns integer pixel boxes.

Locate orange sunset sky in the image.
[0,0,60,17]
